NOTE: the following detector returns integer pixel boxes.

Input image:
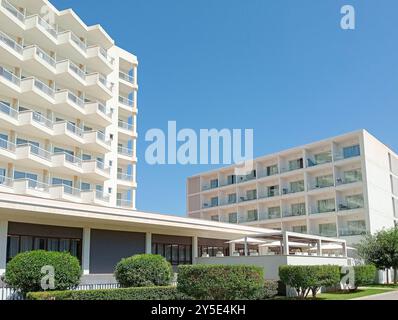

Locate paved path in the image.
[353,290,398,300]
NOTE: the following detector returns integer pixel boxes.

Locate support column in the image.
[229,242,236,256]
[317,239,322,256]
[342,242,347,257]
[244,237,248,257]
[192,236,198,263]
[0,221,8,275]
[82,228,91,275]
[283,232,290,255]
[145,232,152,254]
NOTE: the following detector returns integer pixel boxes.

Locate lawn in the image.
[318,289,391,300]
[366,284,398,289]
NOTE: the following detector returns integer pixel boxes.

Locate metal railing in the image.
[0,175,13,187]
[0,101,18,118]
[117,172,134,181]
[117,199,134,208]
[70,32,87,52]
[99,47,114,65]
[67,91,85,108]
[339,228,367,237]
[0,136,15,151]
[55,152,82,167]
[35,46,56,67]
[96,131,109,144]
[1,0,25,22]
[66,121,83,138]
[61,184,81,197]
[18,143,51,160]
[0,66,20,86]
[119,71,135,84]
[283,211,306,218]
[31,111,53,128]
[0,30,23,54]
[95,190,110,202]
[69,61,86,80]
[34,79,54,97]
[99,74,113,90]
[15,178,49,191]
[118,146,133,157]
[119,95,134,107]
[118,120,133,131]
[37,16,57,39]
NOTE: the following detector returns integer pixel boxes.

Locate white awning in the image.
[226,237,269,244]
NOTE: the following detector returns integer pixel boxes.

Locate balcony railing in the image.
[202,202,218,209]
[98,74,113,91]
[96,131,109,145]
[308,181,335,190]
[71,32,87,52]
[99,47,114,65]
[117,199,134,208]
[35,46,56,67]
[339,228,367,237]
[119,71,135,84]
[338,203,364,211]
[37,16,57,39]
[282,187,305,195]
[238,195,257,203]
[0,137,15,151]
[283,211,306,218]
[259,190,280,199]
[0,101,18,118]
[119,96,134,107]
[61,184,81,197]
[260,213,281,221]
[118,120,134,131]
[31,111,53,128]
[0,30,23,54]
[69,61,86,80]
[118,146,133,157]
[0,175,13,187]
[19,143,51,160]
[61,152,82,167]
[310,208,336,215]
[34,79,54,97]
[0,66,20,86]
[23,178,49,191]
[336,177,362,186]
[95,190,109,202]
[117,172,134,181]
[66,121,83,138]
[67,91,85,108]
[1,0,25,22]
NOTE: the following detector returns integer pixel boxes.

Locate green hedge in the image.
[177,264,264,300]
[279,265,341,299]
[354,265,376,288]
[27,286,190,300]
[253,280,279,300]
[115,254,173,288]
[5,250,81,294]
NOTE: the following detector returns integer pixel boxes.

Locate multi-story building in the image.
[187,130,398,245]
[0,0,138,210]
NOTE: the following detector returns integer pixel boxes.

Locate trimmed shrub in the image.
[177,264,264,300]
[115,254,173,288]
[27,286,191,300]
[279,265,340,299]
[5,250,81,294]
[253,280,278,300]
[353,265,376,288]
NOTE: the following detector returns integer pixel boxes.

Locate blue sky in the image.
[53,0,398,216]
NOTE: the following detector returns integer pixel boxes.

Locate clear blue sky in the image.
[53,0,398,216]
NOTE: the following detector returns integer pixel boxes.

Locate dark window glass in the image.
[20,236,32,252]
[165,245,172,261]
[7,236,19,261]
[47,239,59,251]
[34,238,46,250]
[60,239,70,252]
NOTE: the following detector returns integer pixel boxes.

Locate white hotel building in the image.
[0,0,138,209]
[187,130,398,245]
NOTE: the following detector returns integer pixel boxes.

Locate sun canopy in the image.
[259,241,310,248]
[226,237,269,245]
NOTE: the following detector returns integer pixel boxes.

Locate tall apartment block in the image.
[187,130,398,245]
[0,0,138,209]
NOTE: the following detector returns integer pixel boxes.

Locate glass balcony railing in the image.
[338,203,364,211]
[60,184,81,197]
[35,46,56,67]
[60,152,82,167]
[24,179,49,191]
[34,79,54,97]
[118,146,133,157]
[119,96,134,107]
[315,230,338,237]
[0,66,20,86]
[1,0,25,22]
[0,101,18,118]
[37,16,58,39]
[117,199,134,208]
[283,211,306,218]
[282,187,305,195]
[67,91,85,108]
[308,181,335,190]
[336,177,362,186]
[18,143,51,160]
[117,172,134,181]
[69,61,86,80]
[65,122,83,138]
[0,175,13,187]
[95,190,110,202]
[259,212,281,221]
[71,32,87,52]
[310,208,336,215]
[339,228,367,237]
[118,120,134,131]
[99,47,114,65]
[96,131,110,145]
[31,111,53,128]
[119,71,135,84]
[0,137,15,152]
[0,30,23,54]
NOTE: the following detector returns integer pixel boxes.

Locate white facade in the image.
[187,130,398,245]
[0,0,138,209]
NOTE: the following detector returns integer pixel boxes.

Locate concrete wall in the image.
[89,229,145,274]
[196,256,348,280]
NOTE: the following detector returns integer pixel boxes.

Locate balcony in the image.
[308,181,335,191]
[336,177,362,187]
[281,187,305,195]
[83,131,111,153]
[15,143,52,169]
[338,203,364,212]
[0,30,23,66]
[309,208,336,216]
[53,121,84,145]
[202,202,218,209]
[13,178,51,198]
[238,214,259,224]
[283,211,306,218]
[118,120,136,140]
[259,189,280,200]
[339,228,367,237]
[118,95,135,114]
[117,199,134,209]
[81,189,110,206]
[119,71,136,92]
[0,0,25,35]
[0,65,21,96]
[0,101,18,129]
[117,172,136,188]
[82,160,110,181]
[85,101,112,126]
[117,146,136,164]
[259,212,281,221]
[238,194,257,203]
[52,152,83,176]
[0,137,16,162]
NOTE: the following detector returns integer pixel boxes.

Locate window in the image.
[268,207,281,219]
[228,193,237,204]
[345,194,364,209]
[343,145,360,159]
[247,209,258,222]
[52,178,72,187]
[268,185,279,197]
[199,246,229,258]
[6,236,19,261]
[210,197,218,207]
[319,223,337,237]
[343,169,362,183]
[82,154,91,160]
[292,225,307,234]
[317,199,335,213]
[152,243,192,266]
[54,147,74,156]
[315,175,334,188]
[246,189,257,200]
[0,168,6,179]
[266,165,278,176]
[291,203,306,216]
[211,215,219,222]
[227,175,236,185]
[81,182,91,191]
[288,158,303,171]
[16,138,39,147]
[14,171,38,182]
[210,179,218,189]
[290,180,305,193]
[228,212,238,224]
[314,152,332,165]
[0,133,8,149]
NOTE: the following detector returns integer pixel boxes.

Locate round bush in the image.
[5,250,81,294]
[177,264,264,300]
[354,265,376,288]
[115,254,173,288]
